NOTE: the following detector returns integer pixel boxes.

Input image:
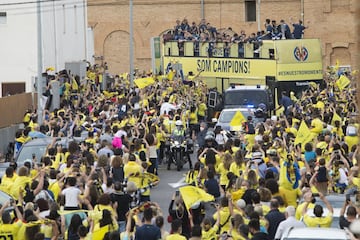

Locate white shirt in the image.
[274,216,305,240]
[148,145,157,158]
[160,102,177,115]
[62,186,81,207]
[338,167,348,185]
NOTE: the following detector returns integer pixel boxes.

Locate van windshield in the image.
[224,90,269,108]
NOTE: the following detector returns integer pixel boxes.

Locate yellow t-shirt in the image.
[231,187,246,202]
[166,233,187,240]
[229,162,244,177]
[345,135,359,151]
[11,176,32,200]
[189,112,198,125]
[213,207,231,234]
[198,103,207,117]
[310,118,323,134]
[49,180,61,201]
[351,177,360,188]
[304,213,333,228]
[124,161,142,187]
[279,187,301,207]
[295,202,315,220]
[0,175,17,195]
[0,220,23,240]
[202,225,218,240]
[216,163,229,187]
[229,229,246,240]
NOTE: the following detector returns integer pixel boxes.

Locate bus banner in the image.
[163,57,276,80]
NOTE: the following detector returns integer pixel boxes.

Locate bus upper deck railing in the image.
[163,40,276,60]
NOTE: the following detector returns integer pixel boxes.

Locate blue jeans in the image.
[118,220,126,233]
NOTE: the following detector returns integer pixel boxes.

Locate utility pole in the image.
[257,0,261,32]
[37,0,43,125]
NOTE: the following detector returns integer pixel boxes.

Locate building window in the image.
[245,0,256,22]
[0,12,7,24]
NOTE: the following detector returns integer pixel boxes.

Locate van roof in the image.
[283,227,350,239]
[226,85,267,91]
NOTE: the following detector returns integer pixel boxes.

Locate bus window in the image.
[269,49,275,59]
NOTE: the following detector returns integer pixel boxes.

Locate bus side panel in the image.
[275,39,323,81]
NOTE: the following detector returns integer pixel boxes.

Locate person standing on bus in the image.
[174,20,184,40]
[277,91,293,116]
[263,18,273,40]
[290,18,309,39]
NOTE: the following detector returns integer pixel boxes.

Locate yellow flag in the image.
[71,77,79,91]
[336,75,351,90]
[120,72,128,79]
[134,77,155,89]
[294,121,315,146]
[143,172,160,183]
[229,111,246,131]
[331,112,342,125]
[179,186,215,210]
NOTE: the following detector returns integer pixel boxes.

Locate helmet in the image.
[175,120,183,126]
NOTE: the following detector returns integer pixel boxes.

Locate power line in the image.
[0,0,61,6]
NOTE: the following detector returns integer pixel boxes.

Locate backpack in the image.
[244,121,255,134]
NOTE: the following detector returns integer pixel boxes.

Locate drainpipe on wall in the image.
[201,0,204,20]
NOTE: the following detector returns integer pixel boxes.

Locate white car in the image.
[281,227,351,240]
[216,107,264,132]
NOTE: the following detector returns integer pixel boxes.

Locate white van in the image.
[281,227,351,240]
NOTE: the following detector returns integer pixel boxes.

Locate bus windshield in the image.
[224,90,269,108]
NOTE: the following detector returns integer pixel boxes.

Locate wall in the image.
[0,93,36,128]
[0,0,90,97]
[87,0,357,75]
[0,0,38,96]
[41,0,88,71]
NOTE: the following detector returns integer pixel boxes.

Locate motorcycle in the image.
[166,137,194,171]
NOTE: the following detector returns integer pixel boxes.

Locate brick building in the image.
[87,0,358,75]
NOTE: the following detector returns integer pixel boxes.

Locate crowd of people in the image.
[163,18,309,58]
[1,60,360,240]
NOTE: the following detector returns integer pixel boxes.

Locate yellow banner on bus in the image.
[163,57,276,80]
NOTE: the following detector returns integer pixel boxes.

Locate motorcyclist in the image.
[167,120,193,170]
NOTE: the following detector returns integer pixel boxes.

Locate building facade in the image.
[0,0,92,97]
[87,0,357,75]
